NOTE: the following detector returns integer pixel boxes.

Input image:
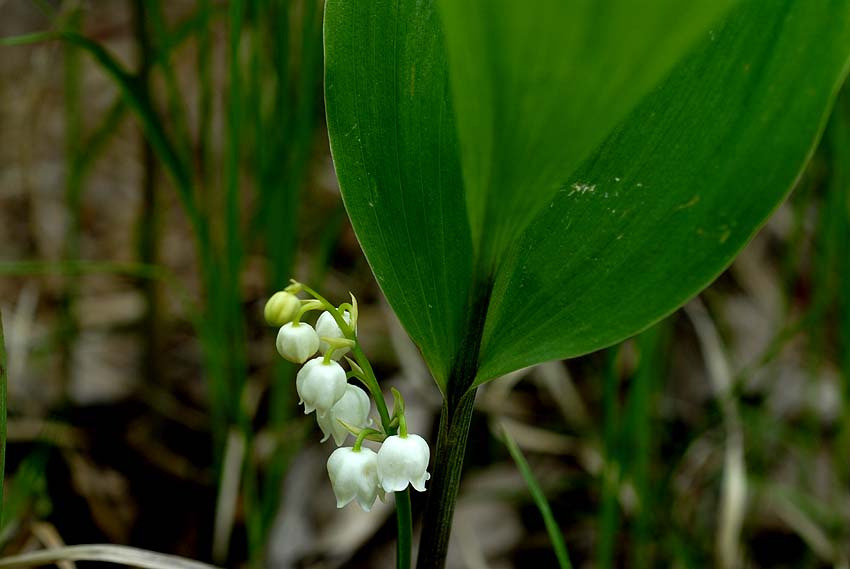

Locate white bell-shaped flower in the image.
[315,310,351,360]
[326,446,381,512]
[295,357,347,415]
[276,322,319,363]
[317,384,371,446]
[377,433,431,492]
[264,291,301,326]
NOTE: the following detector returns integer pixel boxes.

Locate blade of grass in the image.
[46,31,202,239]
[0,30,58,46]
[624,324,668,569]
[196,0,213,186]
[0,260,196,323]
[146,0,194,168]
[0,545,223,569]
[0,450,49,534]
[685,300,746,569]
[597,346,622,568]
[60,6,83,394]
[212,430,244,565]
[824,91,850,482]
[133,0,164,387]
[501,423,573,569]
[75,97,128,177]
[255,0,325,544]
[225,0,247,418]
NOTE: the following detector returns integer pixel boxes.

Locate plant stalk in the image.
[415,387,477,569]
[395,488,412,569]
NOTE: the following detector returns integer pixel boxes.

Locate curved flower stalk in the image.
[264,279,431,557]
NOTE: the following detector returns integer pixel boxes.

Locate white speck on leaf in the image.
[569,182,596,196]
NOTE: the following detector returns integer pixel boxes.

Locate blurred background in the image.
[1,1,849,568]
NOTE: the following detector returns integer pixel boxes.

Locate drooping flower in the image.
[276,322,319,363]
[315,310,352,360]
[326,447,381,512]
[377,433,431,492]
[317,384,372,446]
[296,357,347,415]
[264,291,301,326]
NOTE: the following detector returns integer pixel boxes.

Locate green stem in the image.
[350,344,392,429]
[60,7,82,398]
[416,388,477,569]
[416,273,491,569]
[395,489,412,569]
[133,0,161,393]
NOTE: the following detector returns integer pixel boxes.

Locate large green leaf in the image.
[324,0,471,388]
[325,0,730,389]
[437,0,735,266]
[475,0,850,382]
[325,0,850,390]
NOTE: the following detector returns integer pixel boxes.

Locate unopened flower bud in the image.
[264,291,301,326]
[327,447,381,512]
[316,310,352,360]
[377,433,431,492]
[296,357,347,415]
[317,384,371,446]
[276,322,320,363]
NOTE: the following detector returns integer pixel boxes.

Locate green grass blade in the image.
[196,0,214,187]
[597,347,622,568]
[61,7,83,387]
[57,32,198,224]
[624,325,669,568]
[501,424,572,569]
[827,91,850,481]
[75,97,128,177]
[146,0,195,167]
[0,30,58,46]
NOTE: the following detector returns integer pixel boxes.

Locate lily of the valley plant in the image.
[322,1,850,568]
[266,282,429,537]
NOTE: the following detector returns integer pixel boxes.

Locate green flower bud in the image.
[264,291,301,326]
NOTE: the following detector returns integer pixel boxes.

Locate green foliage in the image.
[1,0,324,564]
[324,0,850,391]
[437,0,734,266]
[324,0,471,388]
[502,425,573,569]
